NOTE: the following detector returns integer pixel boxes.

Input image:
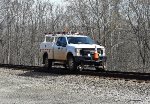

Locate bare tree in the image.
[127,0,150,70]
[0,0,149,72]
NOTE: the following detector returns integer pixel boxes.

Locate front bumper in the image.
[74,56,107,66]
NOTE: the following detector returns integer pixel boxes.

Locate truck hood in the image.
[67,44,104,49]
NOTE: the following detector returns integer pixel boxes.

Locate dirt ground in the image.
[0,67,150,104]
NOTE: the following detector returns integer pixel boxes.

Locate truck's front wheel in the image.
[95,62,106,72]
[67,55,77,71]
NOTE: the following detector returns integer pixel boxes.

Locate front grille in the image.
[80,48,103,56]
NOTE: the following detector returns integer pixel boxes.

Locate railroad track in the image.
[0,64,150,82]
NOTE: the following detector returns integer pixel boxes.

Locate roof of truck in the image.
[45,34,88,37]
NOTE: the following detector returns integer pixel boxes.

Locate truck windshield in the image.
[67,36,95,44]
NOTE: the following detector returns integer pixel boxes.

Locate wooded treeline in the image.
[0,0,150,72]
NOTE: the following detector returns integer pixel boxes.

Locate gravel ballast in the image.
[0,68,150,104]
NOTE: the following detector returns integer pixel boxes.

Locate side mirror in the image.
[61,42,67,47]
[56,41,61,46]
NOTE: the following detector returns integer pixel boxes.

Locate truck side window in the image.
[61,37,67,45]
[56,37,67,47]
[46,37,53,42]
[56,37,62,46]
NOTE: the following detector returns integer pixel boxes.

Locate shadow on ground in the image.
[0,64,150,81]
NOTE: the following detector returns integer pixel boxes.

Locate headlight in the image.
[75,48,81,56]
[102,48,105,56]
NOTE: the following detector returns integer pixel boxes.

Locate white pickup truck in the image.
[40,33,106,71]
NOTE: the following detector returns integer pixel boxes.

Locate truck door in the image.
[54,37,67,60]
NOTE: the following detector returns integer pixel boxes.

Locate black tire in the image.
[44,57,52,70]
[95,62,106,72]
[67,55,77,71]
[95,67,105,72]
[63,64,68,70]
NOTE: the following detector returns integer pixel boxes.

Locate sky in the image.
[48,0,63,4]
[49,0,68,7]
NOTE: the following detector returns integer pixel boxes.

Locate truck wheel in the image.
[95,67,105,72]
[67,55,77,71]
[95,62,106,72]
[95,63,106,72]
[44,57,52,70]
